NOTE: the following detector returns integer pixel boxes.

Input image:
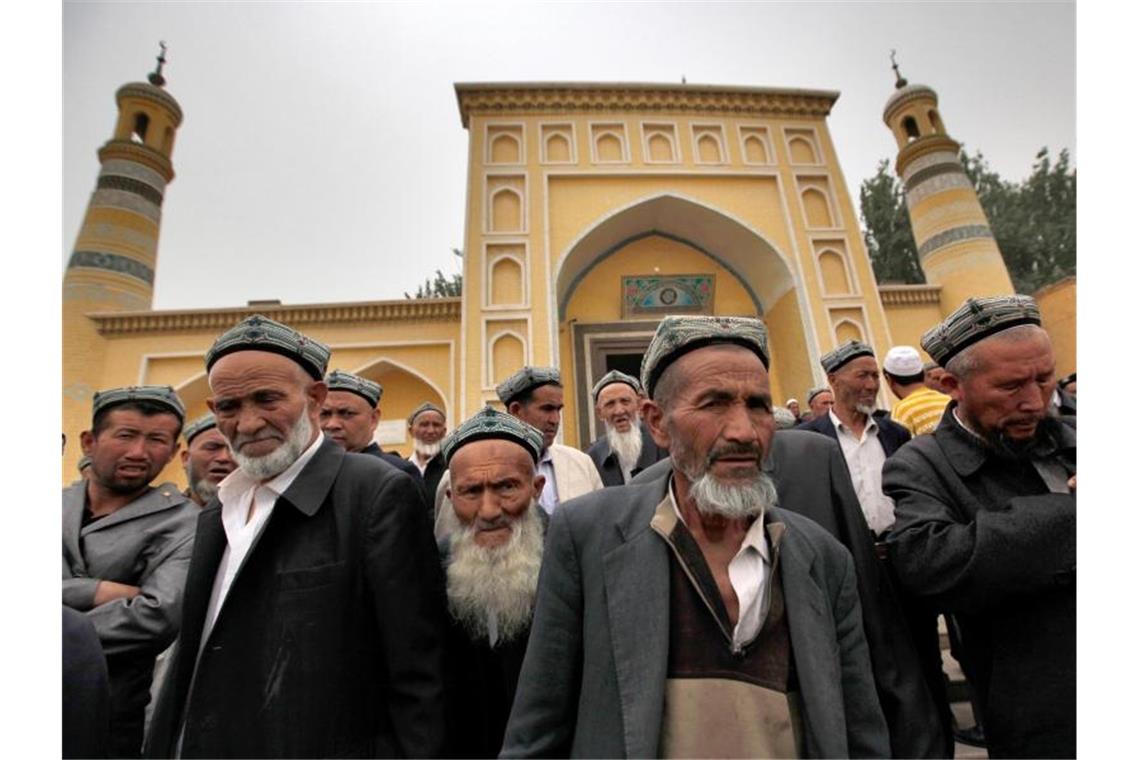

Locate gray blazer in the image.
[500,476,889,759]
[62,481,197,655]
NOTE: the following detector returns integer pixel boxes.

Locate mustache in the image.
[706,442,764,464]
[475,515,514,532]
[230,432,284,450]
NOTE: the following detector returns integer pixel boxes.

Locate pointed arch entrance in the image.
[555,193,817,446]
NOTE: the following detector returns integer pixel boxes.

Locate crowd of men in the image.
[62,295,1075,759]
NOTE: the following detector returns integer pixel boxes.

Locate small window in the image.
[132,113,150,144]
[903,116,920,142]
[928,109,944,134]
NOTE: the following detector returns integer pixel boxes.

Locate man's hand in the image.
[93,580,140,606]
[1068,474,1076,492]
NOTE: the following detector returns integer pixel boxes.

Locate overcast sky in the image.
[63,1,1075,310]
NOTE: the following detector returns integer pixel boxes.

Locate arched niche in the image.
[489,187,522,232]
[490,133,521,164]
[647,132,675,162]
[802,188,834,228]
[489,255,525,306]
[595,132,624,162]
[490,332,526,386]
[743,133,769,163]
[545,132,571,162]
[834,318,865,345]
[818,249,852,295]
[697,134,722,163]
[788,136,818,164]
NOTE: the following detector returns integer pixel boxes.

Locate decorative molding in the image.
[89,298,462,335]
[456,83,838,128]
[917,224,994,258]
[877,284,943,306]
[895,134,961,176]
[98,140,175,182]
[68,251,155,285]
[96,175,165,206]
[903,161,966,193]
[882,83,938,123]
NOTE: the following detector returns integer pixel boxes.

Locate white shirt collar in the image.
[218,430,326,506]
[830,407,877,435]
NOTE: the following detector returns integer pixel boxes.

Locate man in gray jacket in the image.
[502,315,888,758]
[62,386,197,758]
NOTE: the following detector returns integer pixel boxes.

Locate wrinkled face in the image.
[786,400,800,417]
[808,390,834,416]
[645,345,775,487]
[319,390,380,452]
[448,439,545,548]
[948,330,1056,443]
[511,384,563,449]
[410,410,447,445]
[924,366,947,392]
[181,427,236,487]
[81,409,181,494]
[596,382,640,433]
[829,356,881,413]
[208,351,325,461]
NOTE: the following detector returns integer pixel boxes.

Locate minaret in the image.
[63,44,183,472]
[882,53,1014,311]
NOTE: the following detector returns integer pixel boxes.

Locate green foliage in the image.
[405,248,464,299]
[859,160,925,284]
[961,147,1076,294]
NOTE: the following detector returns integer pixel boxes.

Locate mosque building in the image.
[62,57,1076,485]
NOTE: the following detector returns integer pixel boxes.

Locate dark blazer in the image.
[631,430,948,758]
[362,442,426,497]
[63,606,111,760]
[584,423,669,486]
[501,475,889,758]
[798,410,912,456]
[420,454,447,515]
[146,439,448,759]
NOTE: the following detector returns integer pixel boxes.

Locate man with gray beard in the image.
[146,315,447,759]
[179,413,236,507]
[585,369,667,486]
[407,401,448,507]
[437,406,546,758]
[502,315,888,758]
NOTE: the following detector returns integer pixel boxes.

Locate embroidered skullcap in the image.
[640,315,770,399]
[325,370,383,408]
[77,455,92,472]
[883,345,924,377]
[408,401,446,426]
[183,412,219,445]
[495,366,562,405]
[921,295,1042,368]
[92,385,185,423]
[591,369,642,402]
[441,405,544,466]
[785,398,799,406]
[806,386,831,404]
[820,340,875,374]
[205,314,330,381]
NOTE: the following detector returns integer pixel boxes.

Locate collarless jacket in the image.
[500,476,890,759]
[145,438,448,759]
[883,407,1076,758]
[585,423,669,487]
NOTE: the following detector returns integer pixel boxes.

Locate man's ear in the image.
[641,399,670,450]
[941,372,963,402]
[206,397,216,414]
[180,448,190,466]
[531,473,547,501]
[80,430,95,455]
[508,400,522,417]
[308,380,328,410]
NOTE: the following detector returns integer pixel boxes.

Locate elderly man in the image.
[502,316,888,758]
[408,401,448,503]
[802,385,833,422]
[439,406,546,758]
[319,369,425,487]
[885,296,1076,758]
[63,386,197,758]
[497,366,603,513]
[146,315,447,758]
[923,360,947,392]
[883,345,951,437]
[585,369,667,486]
[799,340,911,537]
[785,398,802,420]
[180,413,236,506]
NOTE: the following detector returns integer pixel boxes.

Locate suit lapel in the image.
[79,482,185,536]
[602,481,671,758]
[62,484,87,572]
[178,503,227,656]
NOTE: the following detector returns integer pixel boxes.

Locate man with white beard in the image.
[438,406,546,758]
[502,315,888,758]
[179,413,236,507]
[585,370,667,486]
[146,315,447,758]
[407,401,448,507]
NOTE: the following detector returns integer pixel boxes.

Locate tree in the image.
[859,160,925,284]
[405,248,463,298]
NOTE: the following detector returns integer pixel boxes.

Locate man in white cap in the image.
[882,345,951,436]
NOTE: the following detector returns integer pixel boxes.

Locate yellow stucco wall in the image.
[1035,276,1076,379]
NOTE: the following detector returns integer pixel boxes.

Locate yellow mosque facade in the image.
[62,75,1076,486]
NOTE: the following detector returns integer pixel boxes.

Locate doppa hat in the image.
[206,314,330,380]
[922,295,1042,368]
[92,385,185,423]
[407,402,446,426]
[640,315,770,398]
[183,412,219,445]
[441,405,544,466]
[806,386,831,404]
[591,369,642,402]
[820,340,875,374]
[325,370,383,408]
[496,367,561,405]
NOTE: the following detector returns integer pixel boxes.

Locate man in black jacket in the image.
[146,316,447,758]
[585,369,667,486]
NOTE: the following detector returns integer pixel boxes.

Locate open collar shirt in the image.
[829,409,895,536]
[537,448,560,515]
